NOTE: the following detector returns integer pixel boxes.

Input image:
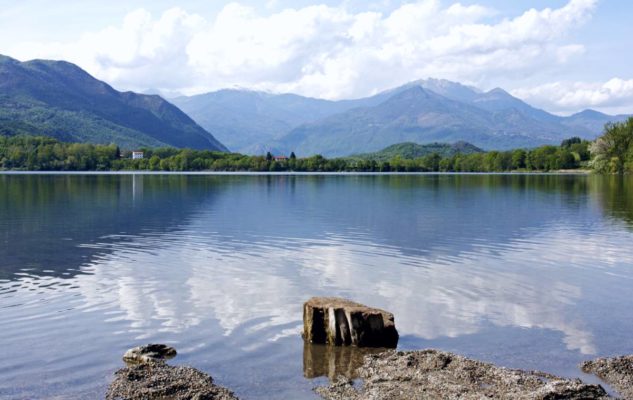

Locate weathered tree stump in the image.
[303,297,398,348]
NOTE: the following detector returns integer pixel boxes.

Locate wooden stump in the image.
[303,297,399,348]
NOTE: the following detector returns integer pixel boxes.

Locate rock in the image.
[303,342,386,380]
[582,355,633,399]
[302,297,398,348]
[315,349,611,400]
[122,344,177,365]
[106,362,239,400]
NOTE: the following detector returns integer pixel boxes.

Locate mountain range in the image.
[0,54,629,156]
[0,55,226,151]
[174,79,630,157]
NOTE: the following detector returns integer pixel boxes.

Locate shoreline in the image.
[0,170,594,176]
[106,346,633,399]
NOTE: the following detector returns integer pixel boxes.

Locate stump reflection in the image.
[303,342,386,380]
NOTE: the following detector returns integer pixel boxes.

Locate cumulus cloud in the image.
[8,0,598,100]
[512,78,633,114]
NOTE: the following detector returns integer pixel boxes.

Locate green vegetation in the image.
[0,55,226,151]
[350,141,483,162]
[0,135,591,173]
[589,117,633,174]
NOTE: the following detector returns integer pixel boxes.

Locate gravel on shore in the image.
[315,349,611,400]
[106,361,239,400]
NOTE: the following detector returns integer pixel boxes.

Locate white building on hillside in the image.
[132,151,144,160]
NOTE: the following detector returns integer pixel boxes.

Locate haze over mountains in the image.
[0,55,227,151]
[0,54,629,157]
[174,79,630,157]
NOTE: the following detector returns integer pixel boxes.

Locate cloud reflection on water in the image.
[71,218,633,356]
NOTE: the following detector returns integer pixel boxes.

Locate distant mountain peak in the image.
[571,109,609,118]
[485,87,511,96]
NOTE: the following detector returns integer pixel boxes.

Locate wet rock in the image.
[106,362,239,400]
[108,344,238,400]
[122,344,177,365]
[315,349,610,400]
[303,297,398,348]
[582,355,633,399]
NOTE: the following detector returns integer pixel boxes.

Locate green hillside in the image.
[351,141,483,161]
[0,55,227,151]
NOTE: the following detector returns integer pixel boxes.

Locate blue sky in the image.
[1,0,631,114]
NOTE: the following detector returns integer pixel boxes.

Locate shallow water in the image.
[1,173,632,399]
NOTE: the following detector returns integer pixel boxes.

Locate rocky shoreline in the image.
[106,345,633,400]
[106,299,633,399]
[316,350,612,400]
[582,355,633,400]
[106,362,239,400]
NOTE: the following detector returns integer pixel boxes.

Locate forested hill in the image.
[350,141,483,161]
[0,55,227,151]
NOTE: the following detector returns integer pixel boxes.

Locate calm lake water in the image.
[1,173,633,399]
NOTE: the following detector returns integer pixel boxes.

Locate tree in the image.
[590,118,633,174]
[511,149,527,170]
[561,137,582,148]
[266,152,273,162]
[290,152,296,160]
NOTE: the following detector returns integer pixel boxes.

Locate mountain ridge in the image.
[175,79,629,156]
[0,55,228,151]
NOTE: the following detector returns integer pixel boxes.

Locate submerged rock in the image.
[303,297,398,348]
[122,344,177,365]
[106,362,239,400]
[108,344,238,400]
[315,349,610,400]
[582,355,633,399]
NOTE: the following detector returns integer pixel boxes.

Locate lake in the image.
[1,173,632,399]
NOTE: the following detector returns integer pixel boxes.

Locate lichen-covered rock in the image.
[582,355,633,399]
[122,344,177,365]
[316,350,610,400]
[303,297,398,348]
[106,362,239,400]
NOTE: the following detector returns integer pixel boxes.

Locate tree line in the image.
[1,117,631,173]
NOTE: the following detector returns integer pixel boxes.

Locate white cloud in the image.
[7,0,598,100]
[513,78,633,114]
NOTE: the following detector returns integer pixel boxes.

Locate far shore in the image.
[0,170,594,176]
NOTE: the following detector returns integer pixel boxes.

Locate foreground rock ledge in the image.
[315,350,610,400]
[303,297,398,348]
[106,362,239,400]
[107,344,238,400]
[582,355,633,400]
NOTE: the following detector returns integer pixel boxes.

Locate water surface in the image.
[1,174,632,399]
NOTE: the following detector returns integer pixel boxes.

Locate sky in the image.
[0,0,632,115]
